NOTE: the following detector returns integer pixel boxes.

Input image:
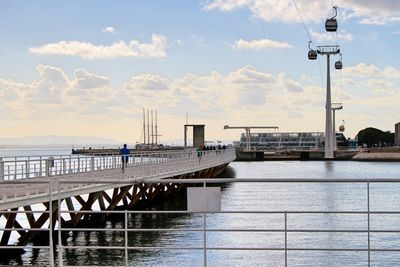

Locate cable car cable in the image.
[293,0,313,43]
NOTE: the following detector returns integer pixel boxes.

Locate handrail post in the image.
[125,210,128,266]
[49,180,55,267]
[0,157,4,181]
[39,156,43,177]
[91,156,95,171]
[68,155,71,173]
[45,159,50,177]
[203,182,207,267]
[26,158,29,179]
[58,180,63,266]
[367,182,370,267]
[285,211,288,267]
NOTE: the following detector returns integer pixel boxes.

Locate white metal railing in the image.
[0,148,235,210]
[2,178,400,266]
[0,148,234,181]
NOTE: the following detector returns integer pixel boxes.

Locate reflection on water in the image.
[2,161,400,266]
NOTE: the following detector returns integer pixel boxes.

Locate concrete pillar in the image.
[193,125,205,148]
[325,54,334,159]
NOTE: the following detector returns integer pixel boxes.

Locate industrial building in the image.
[396,122,400,146]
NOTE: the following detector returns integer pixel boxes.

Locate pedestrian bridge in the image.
[0,148,236,210]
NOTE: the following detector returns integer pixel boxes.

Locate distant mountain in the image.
[0,135,121,148]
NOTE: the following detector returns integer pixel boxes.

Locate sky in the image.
[0,0,400,144]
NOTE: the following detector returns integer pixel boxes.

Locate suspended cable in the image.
[293,0,325,93]
[317,56,325,95]
[293,0,313,42]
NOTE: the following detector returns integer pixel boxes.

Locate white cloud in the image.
[36,64,69,88]
[383,67,400,79]
[343,63,383,77]
[204,0,330,23]
[125,74,169,92]
[74,69,111,89]
[234,38,292,50]
[204,0,400,25]
[101,26,116,34]
[0,79,24,101]
[310,29,353,42]
[343,63,400,79]
[227,65,275,84]
[2,64,400,139]
[29,34,167,60]
[277,73,303,92]
[365,79,394,95]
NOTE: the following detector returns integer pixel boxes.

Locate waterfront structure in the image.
[234,132,324,151]
[396,122,400,146]
[223,125,279,151]
[0,148,235,250]
[184,124,205,148]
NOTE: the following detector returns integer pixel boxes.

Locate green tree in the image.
[357,127,395,147]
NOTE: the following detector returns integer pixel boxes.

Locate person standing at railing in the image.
[196,145,203,162]
[120,144,130,171]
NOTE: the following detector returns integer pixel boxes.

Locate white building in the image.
[235,132,324,151]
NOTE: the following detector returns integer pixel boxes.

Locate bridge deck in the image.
[0,148,235,210]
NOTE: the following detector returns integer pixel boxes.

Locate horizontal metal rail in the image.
[2,178,400,266]
[0,148,234,181]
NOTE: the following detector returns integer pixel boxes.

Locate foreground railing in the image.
[2,178,400,266]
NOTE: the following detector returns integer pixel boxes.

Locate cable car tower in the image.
[307,6,343,159]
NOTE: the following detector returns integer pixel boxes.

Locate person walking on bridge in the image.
[120,144,130,171]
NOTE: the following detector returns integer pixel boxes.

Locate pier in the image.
[0,148,235,249]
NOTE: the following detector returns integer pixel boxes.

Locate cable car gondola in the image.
[339,120,345,132]
[307,41,317,60]
[335,54,343,69]
[325,6,338,32]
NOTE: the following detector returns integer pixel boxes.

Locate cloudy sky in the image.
[0,0,399,144]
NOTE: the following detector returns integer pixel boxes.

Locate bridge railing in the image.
[0,148,235,181]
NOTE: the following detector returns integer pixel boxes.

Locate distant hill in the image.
[0,135,121,148]
[357,127,395,147]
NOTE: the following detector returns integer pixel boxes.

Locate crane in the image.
[223,125,279,151]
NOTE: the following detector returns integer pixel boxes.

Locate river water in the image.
[1,149,400,266]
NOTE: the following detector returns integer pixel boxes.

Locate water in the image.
[0,147,71,158]
[2,149,400,266]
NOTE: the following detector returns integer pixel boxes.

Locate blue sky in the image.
[0,0,399,143]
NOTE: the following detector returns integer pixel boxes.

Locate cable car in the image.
[335,60,342,69]
[308,50,317,60]
[325,7,338,32]
[335,54,343,69]
[339,120,345,132]
[307,41,317,60]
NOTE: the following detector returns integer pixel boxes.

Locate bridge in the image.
[0,148,236,248]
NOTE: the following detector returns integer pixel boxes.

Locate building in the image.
[234,132,324,151]
[396,122,400,146]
